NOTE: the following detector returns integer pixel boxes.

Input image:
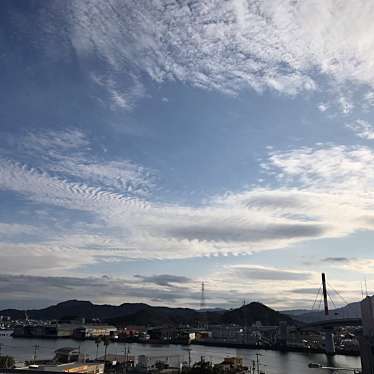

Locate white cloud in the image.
[0,267,325,309]
[0,264,359,309]
[24,128,90,152]
[4,129,374,280]
[204,265,323,309]
[0,130,336,266]
[6,0,374,115]
[18,129,153,195]
[338,96,354,114]
[57,0,374,97]
[318,103,329,112]
[0,245,96,275]
[91,74,145,111]
[321,257,374,274]
[346,119,374,140]
[364,92,374,107]
[224,265,313,281]
[267,145,374,191]
[0,223,37,237]
[0,273,200,307]
[0,270,312,308]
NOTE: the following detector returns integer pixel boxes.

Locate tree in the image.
[103,336,111,362]
[0,356,15,369]
[95,337,102,360]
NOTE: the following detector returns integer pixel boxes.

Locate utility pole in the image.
[188,348,191,368]
[104,339,109,363]
[361,282,365,299]
[199,281,207,329]
[33,344,39,364]
[200,282,206,310]
[252,360,256,374]
[95,337,102,361]
[256,353,262,374]
[242,300,247,344]
[123,345,128,374]
[127,344,130,374]
[0,343,6,369]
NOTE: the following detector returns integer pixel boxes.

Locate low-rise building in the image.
[214,357,247,373]
[136,354,181,373]
[119,325,147,337]
[13,323,117,340]
[54,348,80,364]
[73,325,117,339]
[16,362,104,374]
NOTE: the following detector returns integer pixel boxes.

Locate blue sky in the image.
[2,0,374,310]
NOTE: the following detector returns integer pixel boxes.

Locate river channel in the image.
[0,334,362,374]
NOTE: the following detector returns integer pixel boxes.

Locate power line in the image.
[327,281,355,317]
[318,293,323,311]
[312,286,322,311]
[327,291,337,311]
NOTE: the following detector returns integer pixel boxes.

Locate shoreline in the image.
[11,335,360,357]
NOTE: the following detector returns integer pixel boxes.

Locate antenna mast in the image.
[199,281,208,329]
[200,281,206,310]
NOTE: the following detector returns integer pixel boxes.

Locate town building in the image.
[13,323,117,340]
[359,296,374,374]
[15,362,104,374]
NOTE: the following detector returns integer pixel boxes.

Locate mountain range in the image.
[0,300,295,327]
[283,301,361,323]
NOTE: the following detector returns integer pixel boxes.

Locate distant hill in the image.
[107,305,201,326]
[0,300,296,327]
[281,309,311,317]
[0,309,26,320]
[284,301,361,323]
[221,302,294,326]
[1,300,152,322]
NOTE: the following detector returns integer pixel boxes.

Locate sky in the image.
[2,0,374,311]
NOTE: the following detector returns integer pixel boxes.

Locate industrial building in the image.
[13,323,117,340]
[72,325,118,339]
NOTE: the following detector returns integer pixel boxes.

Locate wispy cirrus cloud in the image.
[70,0,374,104]
[346,119,374,140]
[323,257,352,263]
[14,128,153,195]
[320,257,374,273]
[91,73,145,111]
[7,0,374,109]
[226,265,312,281]
[134,274,192,287]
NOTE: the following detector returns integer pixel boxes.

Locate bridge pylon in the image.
[321,273,335,355]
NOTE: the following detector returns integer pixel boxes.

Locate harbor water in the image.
[0,334,361,374]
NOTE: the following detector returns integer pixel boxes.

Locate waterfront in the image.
[0,335,361,374]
